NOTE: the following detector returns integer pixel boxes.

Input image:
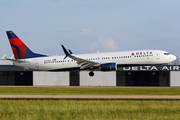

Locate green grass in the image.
[0,87,180,95]
[0,87,180,119]
[0,100,180,120]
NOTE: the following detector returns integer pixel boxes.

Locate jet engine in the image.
[100,63,117,71]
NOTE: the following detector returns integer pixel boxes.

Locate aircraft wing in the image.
[61,45,101,69]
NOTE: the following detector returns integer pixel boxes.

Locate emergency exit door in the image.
[156,52,160,59]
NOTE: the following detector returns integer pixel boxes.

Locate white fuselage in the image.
[14,50,177,71]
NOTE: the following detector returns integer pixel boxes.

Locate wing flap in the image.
[80,63,91,69]
[69,54,100,69]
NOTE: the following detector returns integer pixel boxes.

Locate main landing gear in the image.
[89,71,94,77]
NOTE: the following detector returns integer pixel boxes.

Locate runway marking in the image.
[0,95,180,100]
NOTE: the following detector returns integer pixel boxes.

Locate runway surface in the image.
[0,95,180,100]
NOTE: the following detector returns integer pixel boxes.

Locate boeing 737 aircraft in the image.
[2,31,177,76]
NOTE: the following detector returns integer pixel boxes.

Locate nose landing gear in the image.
[89,71,94,77]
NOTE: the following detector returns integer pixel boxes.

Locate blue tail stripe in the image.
[24,48,47,59]
[7,31,18,39]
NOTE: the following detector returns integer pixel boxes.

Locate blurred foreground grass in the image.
[0,100,180,120]
[0,87,180,95]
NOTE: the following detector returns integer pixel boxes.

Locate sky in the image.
[1,0,180,57]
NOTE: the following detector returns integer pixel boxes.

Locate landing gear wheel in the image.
[89,71,94,77]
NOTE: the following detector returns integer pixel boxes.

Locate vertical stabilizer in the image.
[6,31,47,59]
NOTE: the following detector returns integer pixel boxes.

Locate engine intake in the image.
[100,63,117,71]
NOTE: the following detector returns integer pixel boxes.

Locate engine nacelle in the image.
[100,63,117,71]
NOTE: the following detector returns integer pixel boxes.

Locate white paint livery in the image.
[14,50,176,70]
[3,31,177,76]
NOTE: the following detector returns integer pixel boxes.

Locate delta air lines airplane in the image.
[2,31,177,76]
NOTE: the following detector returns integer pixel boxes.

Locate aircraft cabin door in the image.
[156,52,160,59]
[35,60,39,69]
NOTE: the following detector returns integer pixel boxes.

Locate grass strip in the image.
[0,100,180,120]
[0,87,180,95]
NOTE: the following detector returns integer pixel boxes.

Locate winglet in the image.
[61,45,71,59]
[68,49,73,54]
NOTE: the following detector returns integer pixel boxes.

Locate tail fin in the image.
[6,31,47,59]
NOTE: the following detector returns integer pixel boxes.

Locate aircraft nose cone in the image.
[172,55,177,61]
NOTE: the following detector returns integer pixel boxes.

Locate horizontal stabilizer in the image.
[1,58,25,63]
[1,54,6,59]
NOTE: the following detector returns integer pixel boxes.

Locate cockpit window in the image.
[164,53,170,55]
